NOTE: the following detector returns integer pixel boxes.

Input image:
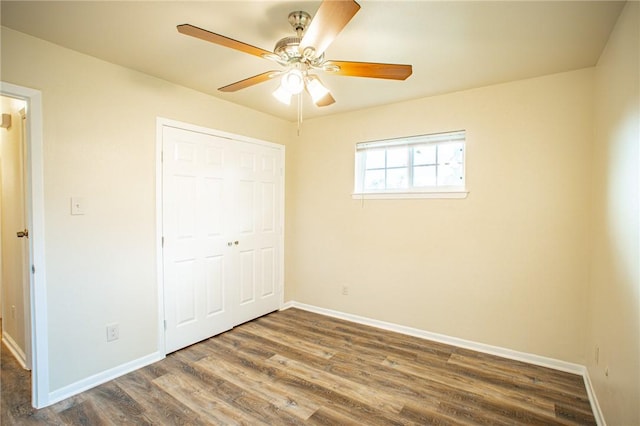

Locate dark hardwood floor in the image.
[1,308,596,425]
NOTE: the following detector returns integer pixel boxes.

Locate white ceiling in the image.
[1,1,625,122]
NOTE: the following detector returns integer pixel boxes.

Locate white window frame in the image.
[353,130,468,199]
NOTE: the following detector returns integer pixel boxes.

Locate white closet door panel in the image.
[174,259,197,325]
[175,175,197,238]
[233,143,281,325]
[261,182,276,232]
[237,180,255,234]
[202,177,224,236]
[163,126,235,354]
[260,247,276,297]
[238,250,256,304]
[204,255,225,315]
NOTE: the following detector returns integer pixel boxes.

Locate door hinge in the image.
[162,236,164,247]
[164,320,167,331]
[32,265,36,274]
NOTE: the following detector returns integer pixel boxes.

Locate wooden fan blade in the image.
[299,0,361,58]
[218,71,280,92]
[325,61,413,80]
[177,24,271,58]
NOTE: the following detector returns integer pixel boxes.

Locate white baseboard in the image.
[47,351,164,406]
[38,302,605,425]
[2,331,28,370]
[281,300,605,425]
[582,369,606,426]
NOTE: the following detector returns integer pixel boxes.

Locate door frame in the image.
[0,82,49,408]
[156,117,285,355]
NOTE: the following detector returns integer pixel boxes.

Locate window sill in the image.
[352,190,469,200]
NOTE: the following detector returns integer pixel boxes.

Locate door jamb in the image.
[1,82,49,408]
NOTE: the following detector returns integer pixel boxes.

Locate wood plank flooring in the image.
[1,308,596,425]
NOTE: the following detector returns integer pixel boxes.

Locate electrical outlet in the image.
[71,196,86,215]
[342,285,349,296]
[106,323,119,342]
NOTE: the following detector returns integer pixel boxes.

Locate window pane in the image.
[413,145,436,165]
[438,143,464,165]
[365,149,385,170]
[355,130,465,196]
[386,168,408,189]
[437,164,464,186]
[413,165,437,187]
[387,147,408,168]
[364,169,385,190]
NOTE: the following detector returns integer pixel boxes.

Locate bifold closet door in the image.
[163,126,235,353]
[162,125,282,354]
[231,142,282,326]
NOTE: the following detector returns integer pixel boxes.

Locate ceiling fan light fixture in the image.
[179,0,412,121]
[281,69,305,94]
[306,75,330,103]
[273,84,292,105]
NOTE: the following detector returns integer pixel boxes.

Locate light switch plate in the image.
[71,197,86,215]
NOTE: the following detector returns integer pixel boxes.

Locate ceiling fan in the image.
[177,0,412,108]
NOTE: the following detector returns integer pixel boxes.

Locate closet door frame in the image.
[155,117,285,355]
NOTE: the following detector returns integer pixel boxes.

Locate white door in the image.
[163,127,235,353]
[162,125,283,353]
[233,143,282,325]
[0,102,31,369]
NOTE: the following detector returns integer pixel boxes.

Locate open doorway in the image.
[0,82,48,409]
[0,95,30,370]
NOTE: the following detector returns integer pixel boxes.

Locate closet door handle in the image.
[227,242,233,247]
[17,229,29,238]
[234,241,239,245]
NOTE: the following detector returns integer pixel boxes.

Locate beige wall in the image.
[587,2,640,425]
[1,27,291,391]
[1,4,638,422]
[287,68,594,364]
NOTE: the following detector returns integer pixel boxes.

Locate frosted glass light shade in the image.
[306,76,330,103]
[272,84,292,105]
[281,69,304,94]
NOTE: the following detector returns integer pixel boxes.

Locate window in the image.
[354,130,467,199]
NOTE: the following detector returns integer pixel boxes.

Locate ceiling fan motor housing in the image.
[274,36,303,60]
[274,11,312,62]
[275,10,327,67]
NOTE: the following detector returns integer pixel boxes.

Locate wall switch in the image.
[71,197,86,215]
[106,323,119,342]
[342,286,349,296]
